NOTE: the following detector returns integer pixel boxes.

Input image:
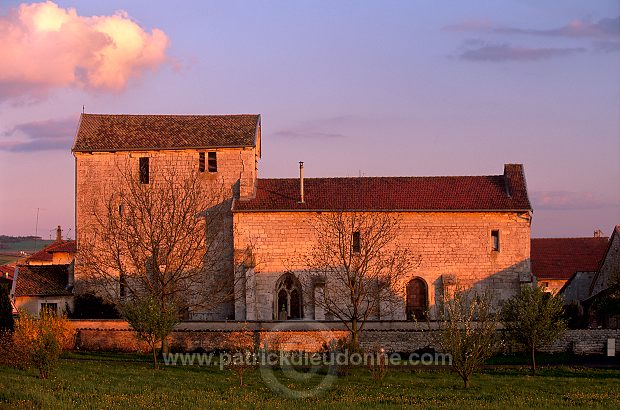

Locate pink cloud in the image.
[0,1,170,101]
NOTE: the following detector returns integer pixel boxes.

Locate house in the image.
[72,113,533,321]
[582,225,620,328]
[11,264,74,315]
[10,226,76,315]
[531,235,608,295]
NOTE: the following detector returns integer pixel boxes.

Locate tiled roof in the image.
[46,240,77,253]
[531,237,609,280]
[25,240,76,263]
[0,265,14,280]
[14,265,72,297]
[234,164,531,212]
[72,114,260,152]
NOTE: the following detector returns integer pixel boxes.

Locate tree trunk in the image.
[463,376,469,389]
[530,345,536,375]
[152,345,158,369]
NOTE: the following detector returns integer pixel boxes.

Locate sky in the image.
[0,0,618,238]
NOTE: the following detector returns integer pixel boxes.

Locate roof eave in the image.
[232,208,533,213]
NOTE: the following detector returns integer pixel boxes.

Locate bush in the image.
[119,296,179,369]
[12,308,75,379]
[501,285,566,375]
[0,283,13,332]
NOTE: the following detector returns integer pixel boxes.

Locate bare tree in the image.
[303,211,420,348]
[78,158,235,318]
[437,289,499,388]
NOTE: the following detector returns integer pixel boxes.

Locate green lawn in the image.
[0,353,619,409]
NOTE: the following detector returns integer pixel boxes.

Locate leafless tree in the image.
[77,157,235,318]
[437,289,499,388]
[303,211,420,348]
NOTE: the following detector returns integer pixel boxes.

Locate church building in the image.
[72,113,533,321]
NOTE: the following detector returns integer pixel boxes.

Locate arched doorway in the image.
[406,277,428,320]
[274,273,303,320]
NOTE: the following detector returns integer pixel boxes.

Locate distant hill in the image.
[0,236,54,265]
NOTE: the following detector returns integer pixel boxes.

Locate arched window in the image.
[406,277,428,321]
[274,273,303,320]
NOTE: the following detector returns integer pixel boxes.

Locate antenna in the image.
[35,208,40,238]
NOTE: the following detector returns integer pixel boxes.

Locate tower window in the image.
[139,157,149,184]
[199,152,205,172]
[491,230,500,251]
[352,231,361,253]
[208,152,217,172]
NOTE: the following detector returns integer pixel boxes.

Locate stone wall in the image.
[232,211,532,321]
[74,147,259,320]
[71,320,618,356]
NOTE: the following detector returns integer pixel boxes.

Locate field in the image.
[0,353,619,409]
[0,239,53,265]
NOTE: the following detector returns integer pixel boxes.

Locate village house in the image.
[72,113,534,321]
[10,227,76,315]
[531,234,609,295]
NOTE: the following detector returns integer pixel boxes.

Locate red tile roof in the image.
[46,240,77,253]
[531,237,609,280]
[0,265,13,282]
[14,265,72,297]
[72,114,260,152]
[25,240,76,263]
[234,164,531,212]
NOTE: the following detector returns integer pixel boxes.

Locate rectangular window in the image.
[139,157,149,184]
[40,302,58,316]
[199,152,205,172]
[491,230,500,251]
[208,151,217,172]
[352,231,361,253]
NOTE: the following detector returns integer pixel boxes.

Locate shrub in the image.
[437,290,499,388]
[12,308,75,379]
[119,295,179,369]
[501,285,566,375]
[0,283,13,332]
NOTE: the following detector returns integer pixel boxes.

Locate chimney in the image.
[594,229,603,238]
[56,225,62,241]
[299,161,305,203]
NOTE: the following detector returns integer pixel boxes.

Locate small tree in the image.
[0,283,14,332]
[304,211,420,348]
[119,295,179,369]
[501,285,566,374]
[437,290,498,388]
[13,308,75,379]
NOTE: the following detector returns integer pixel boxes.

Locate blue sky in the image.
[0,0,619,237]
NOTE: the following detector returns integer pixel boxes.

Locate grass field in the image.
[0,239,53,265]
[0,353,619,409]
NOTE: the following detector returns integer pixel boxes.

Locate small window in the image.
[118,204,124,216]
[491,230,500,251]
[139,157,149,184]
[208,152,217,172]
[352,231,361,253]
[40,302,58,316]
[199,152,205,172]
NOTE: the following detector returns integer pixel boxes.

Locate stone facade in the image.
[591,226,620,296]
[233,210,531,321]
[74,118,261,320]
